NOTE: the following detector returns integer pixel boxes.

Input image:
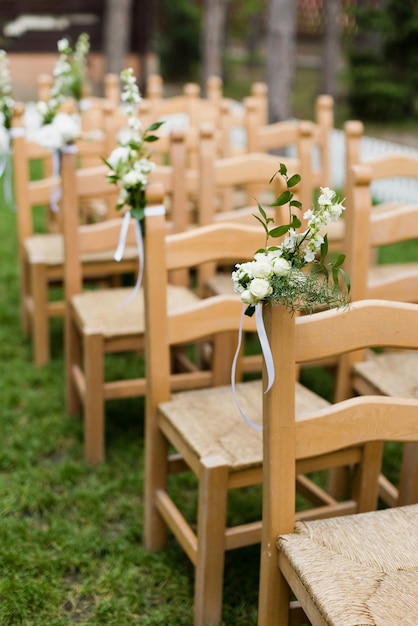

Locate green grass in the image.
[0,179,266,624]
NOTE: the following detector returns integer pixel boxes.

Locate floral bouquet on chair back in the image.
[104,68,163,222]
[232,163,350,316]
[35,34,91,150]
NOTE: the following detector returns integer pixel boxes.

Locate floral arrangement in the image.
[35,34,90,150]
[0,50,14,132]
[104,68,163,220]
[232,163,350,315]
[0,49,15,206]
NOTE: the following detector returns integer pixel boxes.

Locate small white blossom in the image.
[318,187,336,205]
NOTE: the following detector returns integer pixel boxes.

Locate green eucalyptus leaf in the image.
[290,215,301,228]
[257,201,267,220]
[279,163,288,176]
[332,253,346,270]
[339,267,351,293]
[289,199,302,210]
[143,135,161,143]
[271,190,292,206]
[269,223,290,237]
[147,121,165,131]
[287,173,301,188]
[320,234,329,261]
[253,213,270,236]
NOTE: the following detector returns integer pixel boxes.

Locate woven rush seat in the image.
[278,503,418,625]
[205,273,235,296]
[158,380,329,471]
[71,285,200,338]
[24,234,139,266]
[353,350,418,398]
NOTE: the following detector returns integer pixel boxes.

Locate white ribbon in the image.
[114,204,166,306]
[8,127,25,139]
[50,149,62,213]
[2,128,26,209]
[50,144,77,213]
[231,302,275,430]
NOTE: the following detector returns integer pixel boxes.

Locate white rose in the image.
[52,113,81,144]
[122,169,145,188]
[272,257,291,276]
[36,124,63,150]
[107,146,131,169]
[240,289,257,305]
[251,257,273,279]
[249,278,272,300]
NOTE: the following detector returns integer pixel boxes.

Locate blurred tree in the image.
[347,0,418,121]
[266,0,297,121]
[103,0,133,75]
[201,0,226,93]
[320,0,342,97]
[156,0,201,82]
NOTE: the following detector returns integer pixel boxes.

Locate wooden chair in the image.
[245,93,333,186]
[142,206,368,626]
[258,299,418,625]
[334,155,418,507]
[60,145,206,464]
[10,103,135,367]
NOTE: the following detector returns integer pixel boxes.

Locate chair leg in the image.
[20,253,31,336]
[398,443,418,505]
[83,331,105,465]
[352,442,382,512]
[143,413,169,550]
[65,309,83,417]
[194,455,229,626]
[30,261,50,367]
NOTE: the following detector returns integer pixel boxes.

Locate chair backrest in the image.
[149,127,198,235]
[343,119,364,199]
[335,154,418,401]
[11,103,60,239]
[259,299,418,623]
[344,155,418,303]
[245,93,334,191]
[197,122,300,226]
[143,200,263,406]
[59,148,129,301]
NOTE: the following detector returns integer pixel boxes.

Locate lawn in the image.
[0,129,415,624]
[0,178,264,624]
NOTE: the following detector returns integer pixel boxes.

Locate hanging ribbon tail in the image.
[114,210,132,262]
[255,302,275,394]
[0,151,13,208]
[50,149,62,213]
[3,151,14,208]
[119,218,143,306]
[231,303,276,430]
[231,304,263,431]
[7,127,26,210]
[115,204,166,307]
